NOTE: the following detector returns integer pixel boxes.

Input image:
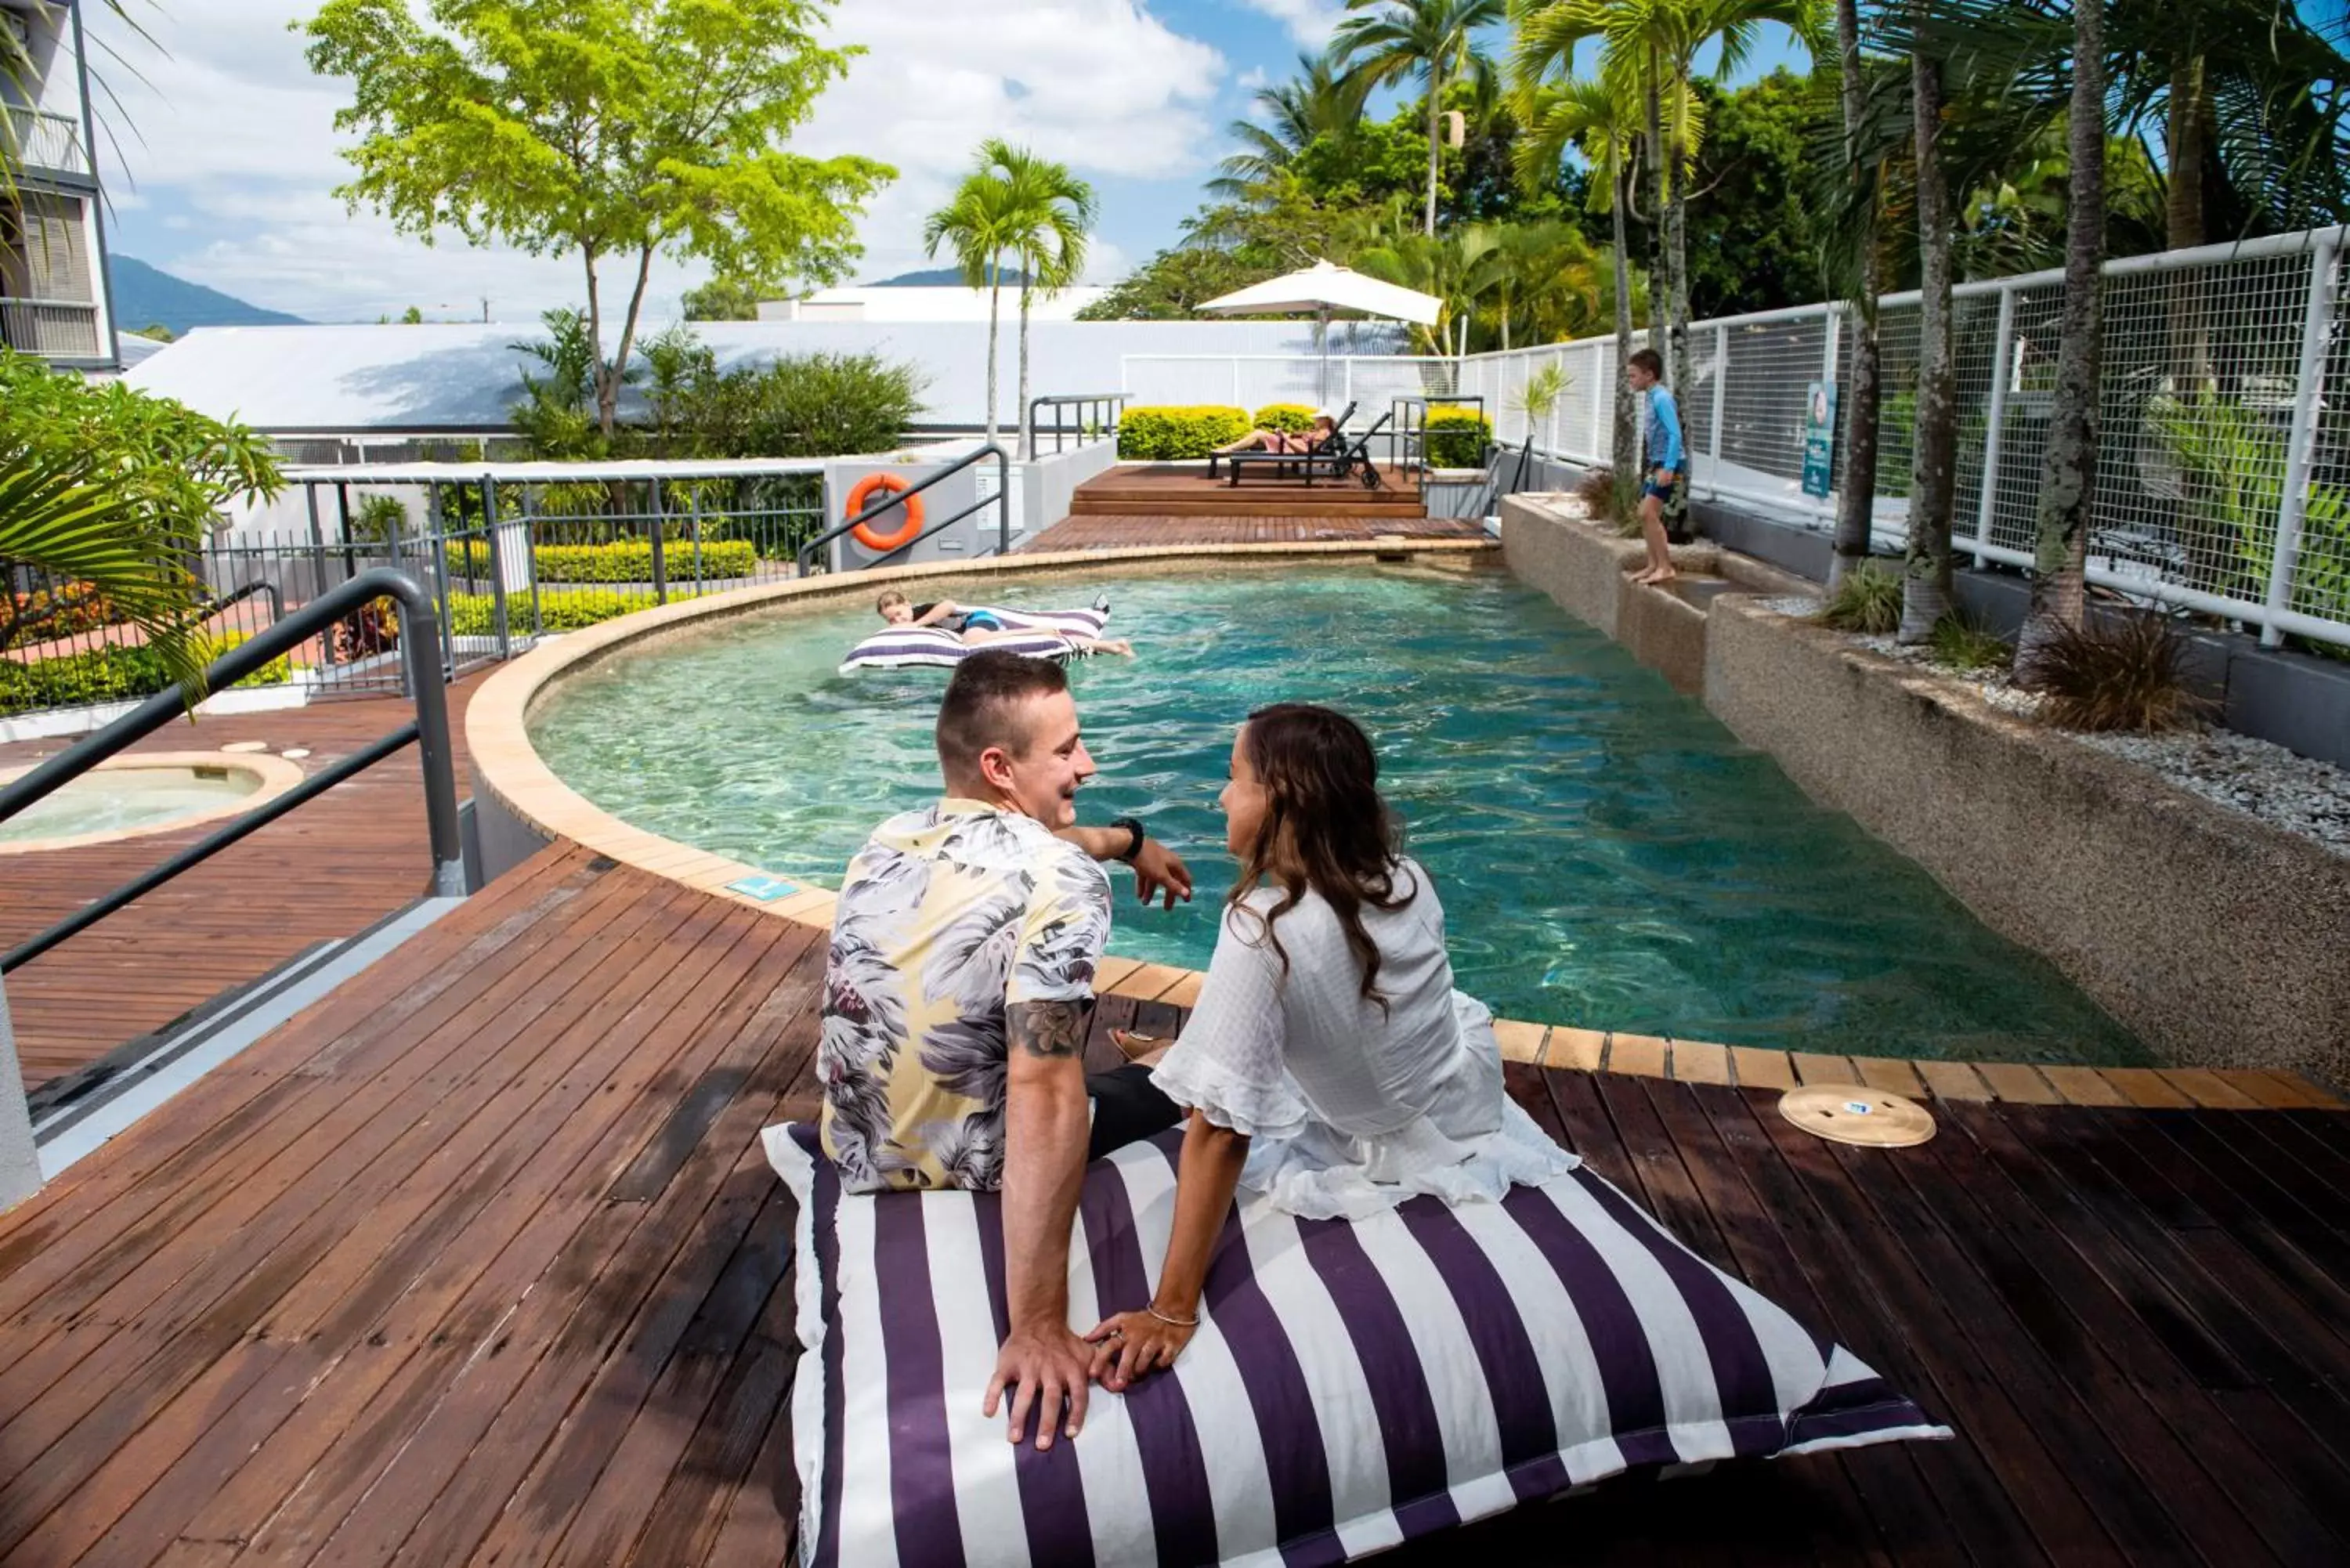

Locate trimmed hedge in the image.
[446,589,686,638]
[0,633,293,720]
[453,537,758,584]
[1117,405,1251,460]
[1424,406,1494,470]
[1251,403,1318,435]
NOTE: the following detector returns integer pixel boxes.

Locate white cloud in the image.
[83,0,1226,320]
[1238,0,1346,48]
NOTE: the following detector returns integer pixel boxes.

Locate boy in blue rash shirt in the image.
[1629,347,1683,584]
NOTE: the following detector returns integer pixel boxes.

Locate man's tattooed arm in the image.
[1008,999,1094,1059]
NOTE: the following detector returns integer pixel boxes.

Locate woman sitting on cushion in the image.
[1087,703,1575,1388]
[1213,410,1336,457]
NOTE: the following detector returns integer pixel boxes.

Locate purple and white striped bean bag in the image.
[762,1123,1947,1567]
[840,607,1110,674]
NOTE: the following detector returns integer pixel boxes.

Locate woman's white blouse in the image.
[1150,858,1578,1219]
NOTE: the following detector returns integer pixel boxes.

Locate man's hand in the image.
[1130,837,1193,910]
[986,1322,1093,1449]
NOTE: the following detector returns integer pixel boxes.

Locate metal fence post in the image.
[1973,284,2019,568]
[0,977,42,1208]
[523,486,542,641]
[2264,233,2341,646]
[1591,338,1608,459]
[483,475,510,658]
[649,479,669,606]
[304,484,329,607]
[1820,306,1844,525]
[1708,324,1729,472]
[691,491,704,591]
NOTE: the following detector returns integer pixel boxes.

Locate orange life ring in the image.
[846,471,924,552]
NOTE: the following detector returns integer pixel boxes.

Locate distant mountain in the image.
[110,257,306,336]
[867,266,1032,287]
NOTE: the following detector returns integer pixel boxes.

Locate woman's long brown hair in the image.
[1227,703,1413,1010]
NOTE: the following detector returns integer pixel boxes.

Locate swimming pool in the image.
[0,755,280,852]
[527,562,2147,1064]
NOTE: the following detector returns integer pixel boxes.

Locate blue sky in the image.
[89,2,1811,324]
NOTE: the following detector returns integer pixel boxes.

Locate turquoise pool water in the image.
[528,564,2146,1064]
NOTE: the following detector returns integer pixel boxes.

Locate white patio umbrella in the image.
[1199,260,1442,405]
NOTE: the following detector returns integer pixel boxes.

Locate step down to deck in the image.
[31,894,467,1179]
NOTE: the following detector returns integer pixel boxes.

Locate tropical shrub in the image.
[1817,560,1904,634]
[1577,465,1618,526]
[1423,406,1493,470]
[1251,403,1318,435]
[1927,612,2012,672]
[2149,391,2350,624]
[0,633,292,720]
[4,582,121,650]
[1116,406,1252,460]
[452,538,757,583]
[2032,612,2213,732]
[445,589,685,636]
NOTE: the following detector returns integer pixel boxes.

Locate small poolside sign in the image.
[725,874,801,902]
[1802,381,1836,499]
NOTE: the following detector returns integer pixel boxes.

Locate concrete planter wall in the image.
[1502,496,2350,1087]
[1423,469,1489,520]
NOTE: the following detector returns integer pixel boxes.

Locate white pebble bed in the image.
[1754,602,2350,856]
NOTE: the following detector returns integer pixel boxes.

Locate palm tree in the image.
[2014,0,2106,677]
[1826,0,1885,590]
[1209,52,1375,201]
[978,143,1097,461]
[1333,0,1508,236]
[1480,219,1606,350]
[1513,77,1643,517]
[923,164,1019,451]
[1900,0,1957,641]
[1353,223,1508,356]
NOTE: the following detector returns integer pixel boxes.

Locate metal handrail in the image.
[197,578,284,625]
[796,446,1011,576]
[1025,393,1127,457]
[0,569,465,974]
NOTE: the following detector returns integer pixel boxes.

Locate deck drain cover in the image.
[1779,1084,1935,1148]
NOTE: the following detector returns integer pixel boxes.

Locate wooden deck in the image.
[1027,514,1491,552]
[1069,463,1427,518]
[2,844,2345,1566]
[0,676,489,1089]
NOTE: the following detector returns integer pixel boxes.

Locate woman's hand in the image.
[1086,1309,1197,1391]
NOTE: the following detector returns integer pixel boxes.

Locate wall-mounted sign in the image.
[1801,381,1837,499]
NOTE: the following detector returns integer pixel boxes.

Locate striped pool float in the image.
[763,1122,1947,1567]
[840,607,1111,674]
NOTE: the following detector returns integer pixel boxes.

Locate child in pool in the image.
[875,590,1133,656]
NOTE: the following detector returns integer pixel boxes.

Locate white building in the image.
[2,0,118,370]
[758,284,1110,323]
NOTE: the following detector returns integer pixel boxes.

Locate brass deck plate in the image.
[1780,1084,1936,1147]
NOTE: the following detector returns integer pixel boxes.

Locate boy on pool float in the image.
[876,589,1134,656]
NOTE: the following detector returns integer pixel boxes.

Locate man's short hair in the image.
[936,652,1069,777]
[1629,348,1664,378]
[876,588,910,613]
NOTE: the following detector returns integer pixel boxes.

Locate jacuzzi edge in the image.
[464,540,2341,1116]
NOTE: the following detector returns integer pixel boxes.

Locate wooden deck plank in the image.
[1914,1060,1994,1101]
[2098,1068,2198,1110]
[1902,1106,2343,1566]
[0,674,497,1086]
[1730,1046,1798,1091]
[2155,1068,2264,1111]
[0,855,2345,1566]
[1852,1056,1929,1097]
[1789,1051,1858,1086]
[1603,1032,1668,1080]
[2037,1066,2131,1108]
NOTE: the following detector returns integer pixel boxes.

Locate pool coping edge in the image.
[463,541,2343,1117]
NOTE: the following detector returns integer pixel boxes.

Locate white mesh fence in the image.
[1115,226,2349,649]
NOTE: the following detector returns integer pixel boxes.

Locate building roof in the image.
[758,285,1111,323]
[121,317,1372,434]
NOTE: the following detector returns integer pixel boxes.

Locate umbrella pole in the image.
[1318,308,1330,405]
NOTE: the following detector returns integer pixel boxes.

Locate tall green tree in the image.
[1514,77,1644,516]
[304,0,892,438]
[1827,0,1884,589]
[976,144,1097,460]
[1333,0,1508,236]
[2015,0,2106,674]
[924,156,1020,450]
[1900,0,1957,641]
[1210,51,1376,200]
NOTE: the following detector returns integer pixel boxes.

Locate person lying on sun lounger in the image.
[1213,410,1337,457]
[876,590,1133,656]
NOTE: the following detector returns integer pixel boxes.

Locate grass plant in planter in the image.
[2031,612,2213,732]
[1816,560,1904,634]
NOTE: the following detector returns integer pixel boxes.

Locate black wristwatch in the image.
[1108,815,1146,864]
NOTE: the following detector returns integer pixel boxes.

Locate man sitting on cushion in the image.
[817,650,1191,1453]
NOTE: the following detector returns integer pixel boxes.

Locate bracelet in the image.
[1146,1303,1200,1329]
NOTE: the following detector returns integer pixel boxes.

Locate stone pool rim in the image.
[0,750,305,856]
[465,541,2335,1114]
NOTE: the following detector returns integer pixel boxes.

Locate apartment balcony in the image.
[0,294,100,359]
[2,106,91,185]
